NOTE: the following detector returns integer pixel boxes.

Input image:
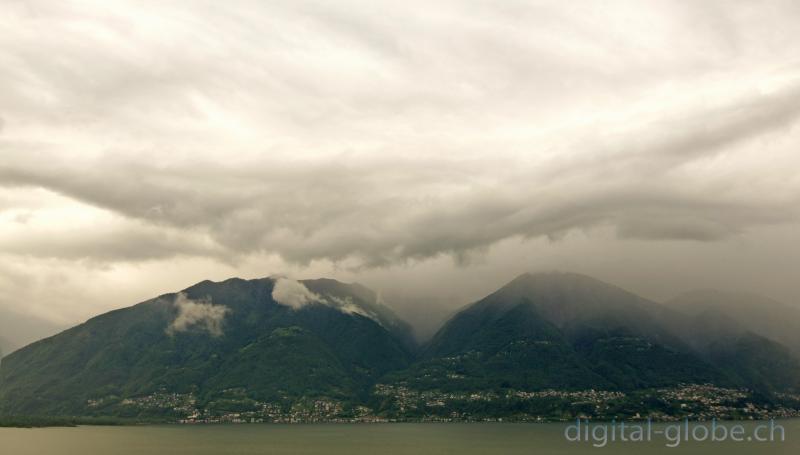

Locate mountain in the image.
[2,272,799,422]
[300,278,416,351]
[390,273,724,393]
[0,277,414,417]
[664,290,800,392]
[667,290,800,355]
[372,273,800,420]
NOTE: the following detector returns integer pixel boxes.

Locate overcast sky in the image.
[1,0,799,334]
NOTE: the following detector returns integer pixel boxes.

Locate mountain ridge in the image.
[0,276,414,416]
[1,272,799,421]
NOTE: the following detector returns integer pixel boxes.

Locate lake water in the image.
[2,421,799,454]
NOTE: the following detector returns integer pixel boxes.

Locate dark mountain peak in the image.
[175,275,415,349]
[505,271,632,293]
[181,275,371,300]
[301,278,376,301]
[512,270,593,281]
[477,271,655,328]
[502,271,595,288]
[180,276,271,297]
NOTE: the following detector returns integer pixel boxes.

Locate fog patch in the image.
[167,292,230,337]
[271,278,322,309]
[328,295,380,323]
[271,278,382,325]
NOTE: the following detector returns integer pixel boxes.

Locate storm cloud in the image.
[1,0,799,328]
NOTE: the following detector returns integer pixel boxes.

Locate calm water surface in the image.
[2,421,799,454]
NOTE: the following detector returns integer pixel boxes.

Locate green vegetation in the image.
[0,277,412,417]
[1,273,798,424]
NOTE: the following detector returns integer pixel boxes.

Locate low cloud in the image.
[271,278,322,309]
[167,292,230,337]
[328,295,378,322]
[271,278,381,323]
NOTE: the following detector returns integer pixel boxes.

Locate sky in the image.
[1,0,799,338]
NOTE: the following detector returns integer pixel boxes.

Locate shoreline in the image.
[3,415,799,429]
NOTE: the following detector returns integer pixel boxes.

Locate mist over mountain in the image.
[0,308,63,357]
[412,273,723,390]
[667,290,800,355]
[1,272,798,421]
[0,337,13,359]
[396,273,800,396]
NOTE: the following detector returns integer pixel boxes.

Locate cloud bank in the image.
[1,1,800,268]
[1,0,800,326]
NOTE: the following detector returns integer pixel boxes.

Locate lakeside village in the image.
[85,384,800,424]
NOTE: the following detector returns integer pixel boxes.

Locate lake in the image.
[1,421,798,454]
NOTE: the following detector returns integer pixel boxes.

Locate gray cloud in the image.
[2,77,799,267]
[1,0,800,328]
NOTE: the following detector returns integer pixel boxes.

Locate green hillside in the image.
[0,277,413,417]
[390,273,725,393]
[373,273,800,419]
[1,273,798,422]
